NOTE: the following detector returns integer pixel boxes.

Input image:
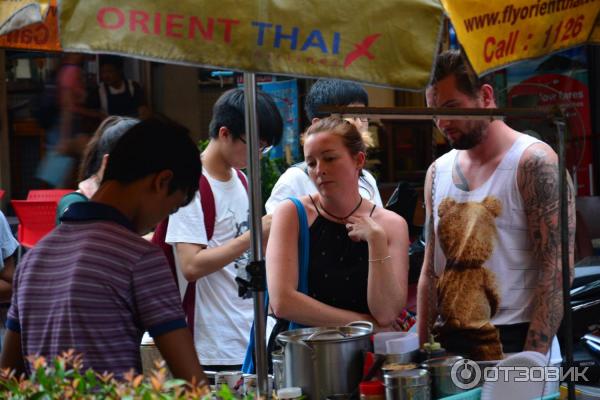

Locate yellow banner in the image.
[442,0,600,75]
[0,0,49,35]
[0,0,59,51]
[59,0,444,90]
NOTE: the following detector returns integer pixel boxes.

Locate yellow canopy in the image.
[443,0,600,75]
[58,0,444,90]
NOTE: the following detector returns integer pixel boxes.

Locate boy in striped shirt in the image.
[1,118,208,388]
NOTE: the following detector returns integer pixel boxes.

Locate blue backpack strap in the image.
[242,197,310,373]
[287,197,309,296]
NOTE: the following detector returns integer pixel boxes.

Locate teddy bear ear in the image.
[482,196,502,217]
[438,198,456,217]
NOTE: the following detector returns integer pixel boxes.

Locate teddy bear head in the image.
[437,196,502,268]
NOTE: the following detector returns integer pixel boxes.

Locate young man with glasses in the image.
[165,88,282,371]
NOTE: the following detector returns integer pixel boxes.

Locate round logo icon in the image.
[451,359,481,390]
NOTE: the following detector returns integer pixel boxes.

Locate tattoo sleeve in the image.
[518,148,576,354]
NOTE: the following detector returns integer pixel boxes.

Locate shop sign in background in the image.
[443,0,600,75]
[59,0,444,90]
[506,47,593,195]
[0,0,60,51]
[0,0,49,35]
[258,80,300,163]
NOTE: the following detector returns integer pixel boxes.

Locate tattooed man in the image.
[417,49,575,361]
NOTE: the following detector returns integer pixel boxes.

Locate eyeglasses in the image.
[238,136,273,155]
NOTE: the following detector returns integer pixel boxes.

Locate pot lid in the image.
[421,355,464,370]
[277,322,373,344]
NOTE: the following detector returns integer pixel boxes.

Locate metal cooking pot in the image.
[276,321,373,400]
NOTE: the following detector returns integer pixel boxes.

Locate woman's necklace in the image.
[318,196,363,221]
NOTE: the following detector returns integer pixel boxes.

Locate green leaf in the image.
[163,379,187,390]
[29,392,50,400]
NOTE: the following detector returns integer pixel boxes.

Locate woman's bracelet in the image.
[368,255,391,264]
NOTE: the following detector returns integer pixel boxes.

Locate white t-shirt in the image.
[265,165,383,214]
[165,169,253,365]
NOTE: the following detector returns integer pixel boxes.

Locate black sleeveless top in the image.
[306,197,376,314]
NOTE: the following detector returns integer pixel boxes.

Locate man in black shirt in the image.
[90,55,151,119]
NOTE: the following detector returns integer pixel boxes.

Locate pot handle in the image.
[305,329,349,341]
[346,320,374,332]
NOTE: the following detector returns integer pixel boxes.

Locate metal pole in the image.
[243,72,269,399]
[556,119,575,400]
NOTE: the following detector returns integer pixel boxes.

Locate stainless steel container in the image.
[383,368,430,400]
[276,321,373,400]
[421,356,464,398]
[272,349,285,390]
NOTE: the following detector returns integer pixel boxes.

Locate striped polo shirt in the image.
[7,202,187,377]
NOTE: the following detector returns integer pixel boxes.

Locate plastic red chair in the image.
[11,200,58,249]
[27,189,74,202]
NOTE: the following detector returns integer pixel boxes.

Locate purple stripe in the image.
[14,222,182,377]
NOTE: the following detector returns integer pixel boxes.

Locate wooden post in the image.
[0,50,11,202]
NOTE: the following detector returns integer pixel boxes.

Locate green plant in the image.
[0,351,256,399]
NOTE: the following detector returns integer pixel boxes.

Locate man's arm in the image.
[176,214,271,282]
[154,327,208,389]
[0,255,15,303]
[517,143,575,354]
[417,164,437,346]
[0,330,25,375]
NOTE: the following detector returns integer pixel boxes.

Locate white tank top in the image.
[433,134,541,326]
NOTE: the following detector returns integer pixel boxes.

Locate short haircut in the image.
[208,88,283,146]
[304,79,369,121]
[429,49,493,98]
[102,118,201,206]
[79,116,139,181]
[99,55,124,70]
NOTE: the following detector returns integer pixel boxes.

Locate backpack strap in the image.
[235,169,248,192]
[98,82,108,113]
[199,175,216,240]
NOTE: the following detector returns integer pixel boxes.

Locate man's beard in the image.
[448,121,488,150]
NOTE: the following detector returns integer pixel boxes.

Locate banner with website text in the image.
[442,0,600,75]
[0,0,49,35]
[59,0,444,89]
[0,0,59,51]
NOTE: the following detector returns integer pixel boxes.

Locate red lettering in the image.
[129,10,150,34]
[153,12,161,35]
[7,30,19,43]
[166,14,184,38]
[97,7,125,30]
[483,36,495,62]
[34,25,49,45]
[21,29,33,44]
[188,16,214,40]
[217,18,239,43]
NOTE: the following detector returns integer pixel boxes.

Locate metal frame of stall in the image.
[242,96,575,399]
